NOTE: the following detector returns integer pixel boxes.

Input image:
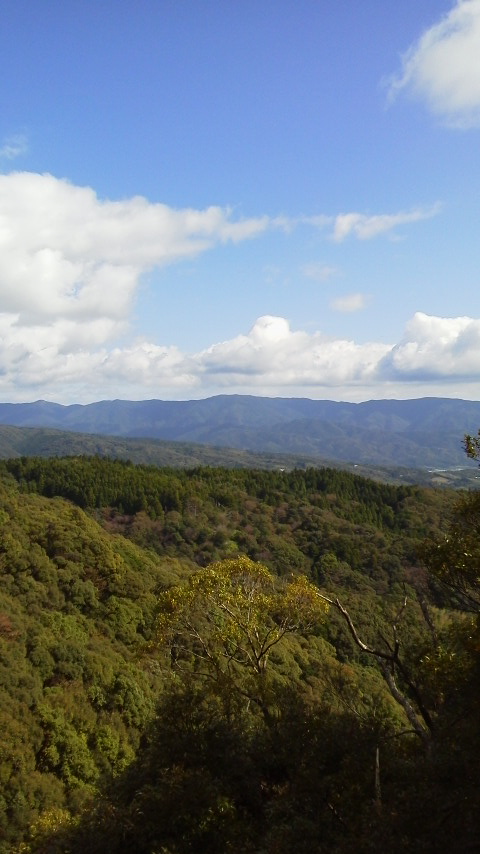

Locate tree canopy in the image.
[154,556,328,718]
[1,451,479,853]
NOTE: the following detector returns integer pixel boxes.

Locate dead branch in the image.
[315,590,432,739]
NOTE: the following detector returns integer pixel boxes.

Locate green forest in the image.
[0,454,479,852]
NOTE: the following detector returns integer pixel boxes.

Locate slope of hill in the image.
[0,424,478,488]
[2,456,479,853]
[0,455,454,587]
[0,395,479,469]
[0,470,192,852]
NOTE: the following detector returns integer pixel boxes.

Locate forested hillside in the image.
[0,424,478,489]
[0,469,192,852]
[0,394,479,467]
[0,457,479,852]
[0,456,451,579]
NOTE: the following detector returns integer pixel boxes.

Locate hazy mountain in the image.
[0,395,478,469]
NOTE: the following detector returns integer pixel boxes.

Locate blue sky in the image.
[1,0,480,403]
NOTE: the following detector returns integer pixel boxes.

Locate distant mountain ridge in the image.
[0,395,478,468]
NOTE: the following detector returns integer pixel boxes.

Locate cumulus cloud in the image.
[196,312,480,394]
[0,171,280,400]
[2,308,480,401]
[194,316,389,388]
[0,169,473,402]
[330,293,368,313]
[0,135,28,160]
[388,0,480,127]
[332,205,441,241]
[379,312,480,378]
[0,170,273,332]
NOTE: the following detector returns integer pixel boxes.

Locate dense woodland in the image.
[0,454,479,852]
[1,423,478,489]
[2,394,480,469]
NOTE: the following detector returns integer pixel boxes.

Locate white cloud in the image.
[379,312,480,378]
[0,170,476,403]
[301,263,338,282]
[388,0,480,127]
[104,342,196,387]
[330,293,368,313]
[0,171,281,400]
[0,171,272,332]
[304,214,332,230]
[195,312,480,395]
[0,134,28,160]
[332,205,441,241]
[195,315,389,387]
[2,309,480,402]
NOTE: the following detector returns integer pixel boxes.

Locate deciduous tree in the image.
[153,556,328,718]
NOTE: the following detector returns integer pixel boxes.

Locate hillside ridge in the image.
[0,395,479,469]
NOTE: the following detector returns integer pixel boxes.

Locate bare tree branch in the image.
[315,590,432,739]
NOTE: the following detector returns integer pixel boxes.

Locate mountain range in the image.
[0,395,479,469]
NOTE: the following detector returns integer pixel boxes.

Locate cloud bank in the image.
[389,0,480,127]
[1,305,480,402]
[0,171,467,402]
[195,313,480,396]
